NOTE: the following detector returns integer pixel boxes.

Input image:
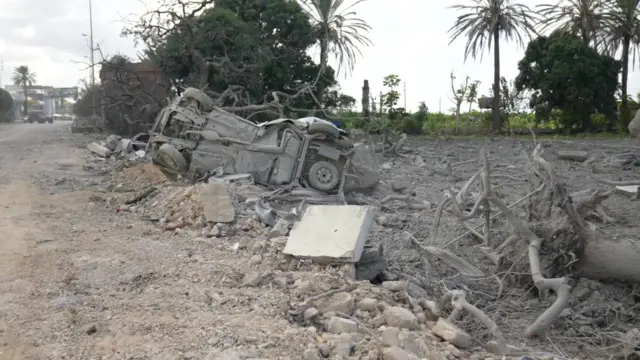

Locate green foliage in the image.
[515,31,620,130]
[155,0,338,119]
[0,88,14,123]
[382,74,401,115]
[11,65,36,115]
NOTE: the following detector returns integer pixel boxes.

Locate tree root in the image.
[421,290,507,354]
[437,145,572,338]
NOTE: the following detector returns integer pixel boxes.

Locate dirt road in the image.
[0,123,314,359]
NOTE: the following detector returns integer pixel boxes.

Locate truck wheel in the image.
[307,160,340,192]
[154,143,188,173]
[182,88,214,112]
[47,118,53,123]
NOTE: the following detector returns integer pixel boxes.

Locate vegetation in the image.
[0,88,14,123]
[299,0,373,104]
[11,65,36,115]
[447,0,538,132]
[79,0,639,137]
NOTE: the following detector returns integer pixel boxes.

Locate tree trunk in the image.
[620,35,631,133]
[22,84,28,115]
[491,28,501,133]
[316,38,329,108]
[362,80,370,122]
[455,102,461,134]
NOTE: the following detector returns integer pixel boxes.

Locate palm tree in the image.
[448,0,538,132]
[537,0,607,46]
[299,0,373,104]
[599,0,640,132]
[11,65,36,116]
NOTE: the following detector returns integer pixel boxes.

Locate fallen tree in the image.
[425,141,640,345]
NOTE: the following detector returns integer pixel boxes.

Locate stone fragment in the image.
[383,306,419,330]
[431,318,472,348]
[326,316,358,334]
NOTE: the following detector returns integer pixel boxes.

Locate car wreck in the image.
[146,88,379,193]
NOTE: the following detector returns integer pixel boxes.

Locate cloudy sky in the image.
[1,0,640,112]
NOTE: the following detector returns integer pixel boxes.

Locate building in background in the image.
[2,84,78,120]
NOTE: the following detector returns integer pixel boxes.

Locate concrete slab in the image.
[616,185,639,194]
[199,182,235,223]
[283,205,374,263]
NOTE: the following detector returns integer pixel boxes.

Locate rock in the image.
[629,109,640,138]
[272,277,288,288]
[105,135,121,151]
[241,271,263,287]
[88,142,112,157]
[381,346,419,360]
[83,324,97,335]
[318,343,332,357]
[431,318,472,348]
[268,218,290,238]
[314,291,355,315]
[381,327,401,347]
[303,346,321,360]
[446,344,461,357]
[248,254,262,266]
[326,316,358,334]
[557,150,589,162]
[356,297,378,312]
[303,307,320,321]
[208,224,221,237]
[382,280,407,292]
[383,306,419,330]
[199,182,235,223]
[293,279,315,295]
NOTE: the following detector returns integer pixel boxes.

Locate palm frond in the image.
[448,0,539,62]
[299,0,372,76]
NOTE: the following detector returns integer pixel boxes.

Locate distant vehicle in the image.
[53,113,72,121]
[26,110,53,124]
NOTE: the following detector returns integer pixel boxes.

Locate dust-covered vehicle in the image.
[146,88,378,193]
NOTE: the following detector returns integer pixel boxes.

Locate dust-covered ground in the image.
[0,122,638,359]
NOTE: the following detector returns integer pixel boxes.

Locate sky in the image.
[1,0,640,113]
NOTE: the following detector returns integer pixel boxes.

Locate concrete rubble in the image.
[283,205,375,263]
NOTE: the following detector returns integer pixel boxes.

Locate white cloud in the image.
[1,0,638,112]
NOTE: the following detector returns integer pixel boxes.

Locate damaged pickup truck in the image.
[146,88,379,193]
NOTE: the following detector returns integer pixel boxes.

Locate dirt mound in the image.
[119,163,170,186]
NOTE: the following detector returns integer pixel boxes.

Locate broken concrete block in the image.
[313,291,355,315]
[199,182,235,223]
[105,135,121,151]
[268,218,290,239]
[88,142,112,158]
[616,185,639,195]
[381,280,407,292]
[381,346,419,360]
[383,306,419,330]
[326,316,358,334]
[431,318,472,348]
[283,205,374,263]
[557,150,589,162]
[115,139,133,153]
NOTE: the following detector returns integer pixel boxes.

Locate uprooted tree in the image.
[121,0,342,123]
[414,141,640,353]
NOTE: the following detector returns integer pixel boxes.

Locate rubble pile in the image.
[83,133,638,359]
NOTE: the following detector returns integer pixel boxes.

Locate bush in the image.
[0,88,14,123]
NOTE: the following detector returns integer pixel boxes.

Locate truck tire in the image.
[182,88,214,112]
[154,143,188,173]
[47,117,53,123]
[307,160,340,192]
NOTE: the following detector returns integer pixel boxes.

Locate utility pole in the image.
[89,0,96,116]
[0,61,4,87]
[439,97,442,113]
[403,81,406,109]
